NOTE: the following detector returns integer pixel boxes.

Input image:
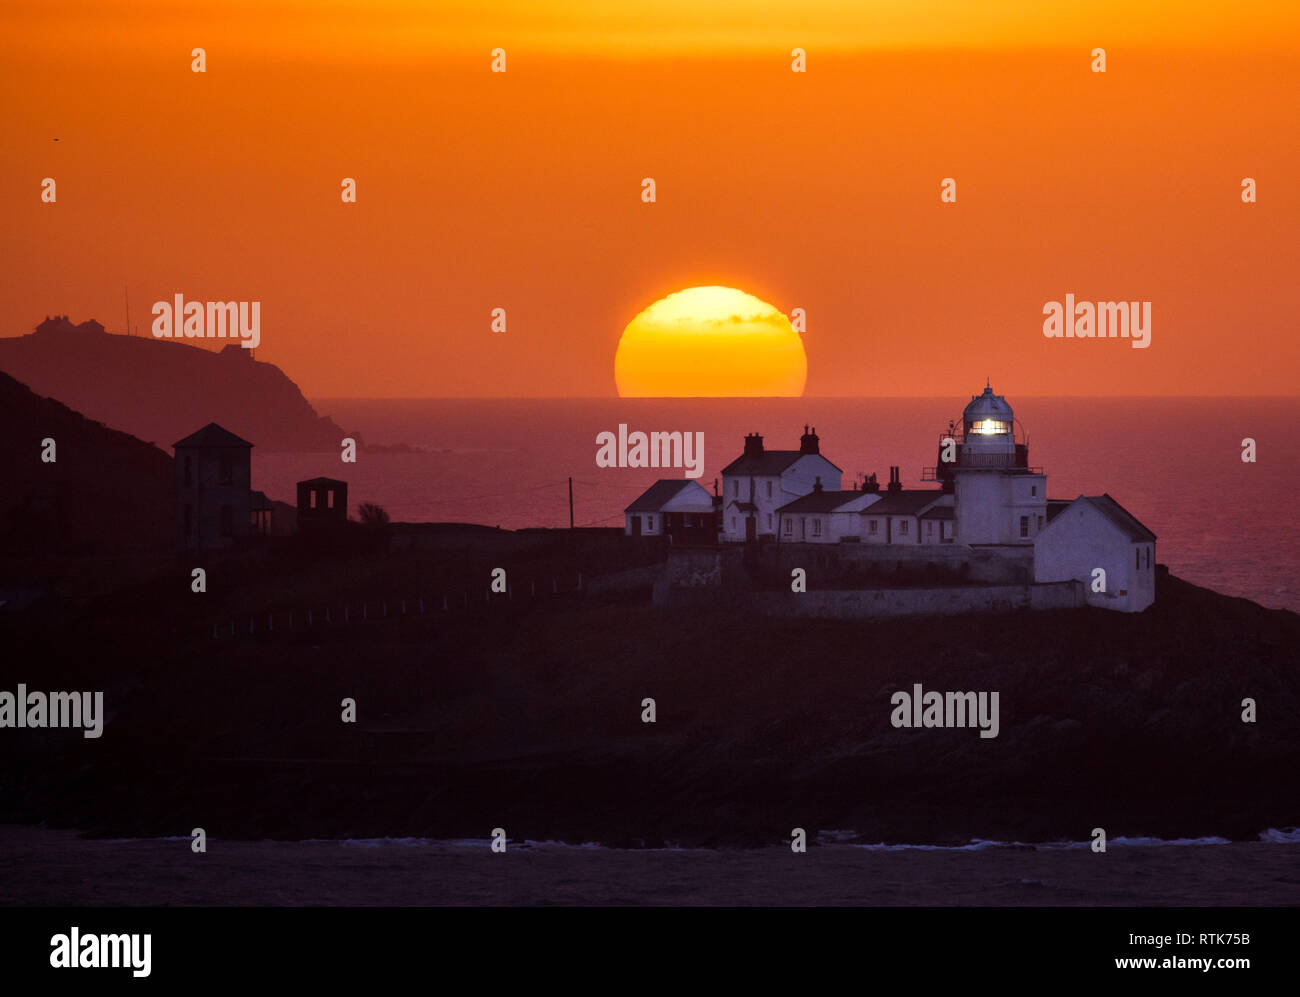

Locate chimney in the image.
[743,432,764,458]
[813,476,823,492]
[862,472,879,493]
[799,424,820,455]
[887,466,902,493]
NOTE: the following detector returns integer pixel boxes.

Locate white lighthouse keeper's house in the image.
[720,426,841,542]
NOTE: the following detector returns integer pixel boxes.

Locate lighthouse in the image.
[949,384,1047,545]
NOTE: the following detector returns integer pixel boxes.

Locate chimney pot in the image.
[799,424,820,455]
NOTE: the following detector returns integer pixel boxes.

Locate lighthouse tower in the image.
[951,384,1047,545]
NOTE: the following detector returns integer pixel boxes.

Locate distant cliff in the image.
[0,317,349,452]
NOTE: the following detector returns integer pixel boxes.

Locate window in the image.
[868,520,878,535]
[926,521,934,536]
[766,481,772,498]
[645,515,654,531]
[1019,516,1029,538]
[767,513,773,529]
[1031,485,1037,497]
[219,453,233,485]
[783,518,792,535]
[730,516,736,529]
[732,480,739,496]
[1146,546,1151,569]
[812,519,822,537]
[311,491,318,509]
[1037,515,1044,529]
[899,520,909,536]
[1136,547,1141,570]
[220,504,233,537]
[183,456,192,487]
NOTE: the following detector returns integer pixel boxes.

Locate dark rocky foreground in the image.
[1,533,1298,850]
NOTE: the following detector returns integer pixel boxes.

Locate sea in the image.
[250,397,1300,613]
[2,826,1298,906]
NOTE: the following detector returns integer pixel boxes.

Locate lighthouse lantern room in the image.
[946,384,1048,545]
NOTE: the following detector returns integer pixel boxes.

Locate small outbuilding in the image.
[297,477,349,531]
[625,479,716,543]
[1033,494,1156,612]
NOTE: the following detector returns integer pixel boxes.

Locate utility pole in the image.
[568,477,574,529]
[124,285,130,336]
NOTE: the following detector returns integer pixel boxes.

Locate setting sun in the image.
[614,286,807,397]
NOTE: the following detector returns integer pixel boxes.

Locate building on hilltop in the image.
[720,425,841,542]
[174,422,255,549]
[623,479,716,543]
[35,315,105,336]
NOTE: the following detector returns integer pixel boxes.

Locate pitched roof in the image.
[299,476,347,486]
[777,490,868,514]
[173,422,253,449]
[1083,494,1157,542]
[626,479,696,513]
[1046,499,1073,523]
[919,504,954,520]
[863,489,943,517]
[720,450,843,476]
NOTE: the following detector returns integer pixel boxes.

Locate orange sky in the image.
[2,1,1298,397]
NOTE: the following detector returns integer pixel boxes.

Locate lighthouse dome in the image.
[963,384,1014,437]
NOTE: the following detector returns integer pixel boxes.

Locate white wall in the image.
[722,454,841,541]
[955,471,1046,544]
[1034,501,1155,612]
